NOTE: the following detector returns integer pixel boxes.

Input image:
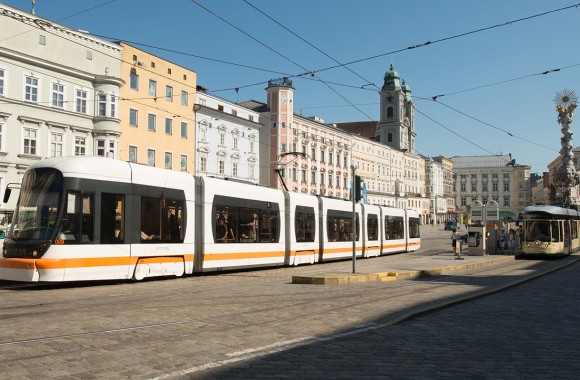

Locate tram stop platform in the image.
[292,251,517,285]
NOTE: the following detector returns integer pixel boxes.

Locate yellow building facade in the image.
[118,43,197,173]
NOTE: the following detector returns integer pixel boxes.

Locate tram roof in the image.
[523,204,580,217]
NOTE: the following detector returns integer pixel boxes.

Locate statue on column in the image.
[550,89,578,206]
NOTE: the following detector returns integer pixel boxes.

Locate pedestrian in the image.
[508,228,516,255]
[498,229,506,254]
[451,228,461,256]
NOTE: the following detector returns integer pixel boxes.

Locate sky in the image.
[3,0,580,174]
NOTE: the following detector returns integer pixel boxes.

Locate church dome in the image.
[401,79,412,102]
[382,64,401,91]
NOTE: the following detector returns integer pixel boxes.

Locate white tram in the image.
[0,156,421,282]
[521,205,580,257]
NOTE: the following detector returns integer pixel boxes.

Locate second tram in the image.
[521,204,580,257]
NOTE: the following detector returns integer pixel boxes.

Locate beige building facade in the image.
[118,43,197,173]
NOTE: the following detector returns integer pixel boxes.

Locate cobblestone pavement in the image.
[0,224,577,379]
[175,259,580,380]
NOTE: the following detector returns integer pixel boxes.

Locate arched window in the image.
[387,107,394,120]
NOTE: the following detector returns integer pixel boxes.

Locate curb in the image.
[291,255,516,285]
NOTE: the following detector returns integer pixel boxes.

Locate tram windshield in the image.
[524,220,559,243]
[9,168,63,241]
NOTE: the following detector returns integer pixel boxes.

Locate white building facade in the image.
[195,89,262,183]
[0,4,123,209]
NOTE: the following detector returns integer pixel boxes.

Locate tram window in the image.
[58,191,81,244]
[215,206,237,243]
[101,193,123,244]
[213,197,280,244]
[259,209,278,243]
[367,214,378,241]
[162,200,184,243]
[141,197,161,242]
[327,212,359,242]
[295,207,315,242]
[409,218,420,239]
[552,221,561,242]
[385,216,404,240]
[81,194,94,243]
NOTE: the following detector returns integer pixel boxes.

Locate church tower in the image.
[376,64,415,153]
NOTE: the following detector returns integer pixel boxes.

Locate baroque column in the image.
[550,89,578,206]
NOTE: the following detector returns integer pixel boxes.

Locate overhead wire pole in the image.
[275,152,307,192]
[351,165,356,274]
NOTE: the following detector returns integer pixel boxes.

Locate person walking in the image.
[498,229,506,254]
[508,228,517,255]
[451,228,461,256]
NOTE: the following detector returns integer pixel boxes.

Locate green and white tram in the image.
[521,205,580,257]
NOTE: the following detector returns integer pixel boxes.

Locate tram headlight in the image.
[32,250,38,257]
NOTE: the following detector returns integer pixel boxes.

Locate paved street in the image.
[182,255,580,380]
[0,225,578,379]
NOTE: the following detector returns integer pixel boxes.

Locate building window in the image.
[482,182,488,192]
[218,159,225,174]
[250,140,255,153]
[165,118,172,135]
[233,136,239,149]
[52,83,64,108]
[180,155,187,171]
[470,183,476,192]
[130,69,138,90]
[148,113,156,132]
[232,162,238,177]
[129,146,137,163]
[311,171,316,183]
[460,183,466,192]
[493,183,498,192]
[281,143,286,153]
[165,85,173,102]
[25,76,39,102]
[148,80,157,97]
[110,95,116,118]
[0,124,4,151]
[504,183,509,192]
[129,109,138,127]
[504,196,510,207]
[147,149,155,166]
[218,105,224,112]
[86,50,92,60]
[232,110,238,117]
[96,139,116,158]
[76,89,87,113]
[98,93,107,116]
[181,91,188,106]
[387,106,393,120]
[23,128,37,155]
[39,35,46,45]
[0,68,4,96]
[74,136,86,156]
[180,122,187,138]
[387,133,393,143]
[219,132,225,145]
[50,132,63,157]
[200,156,207,172]
[165,152,172,169]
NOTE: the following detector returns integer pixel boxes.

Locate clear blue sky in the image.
[3,0,580,174]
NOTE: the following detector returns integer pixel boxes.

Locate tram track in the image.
[1,255,571,350]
